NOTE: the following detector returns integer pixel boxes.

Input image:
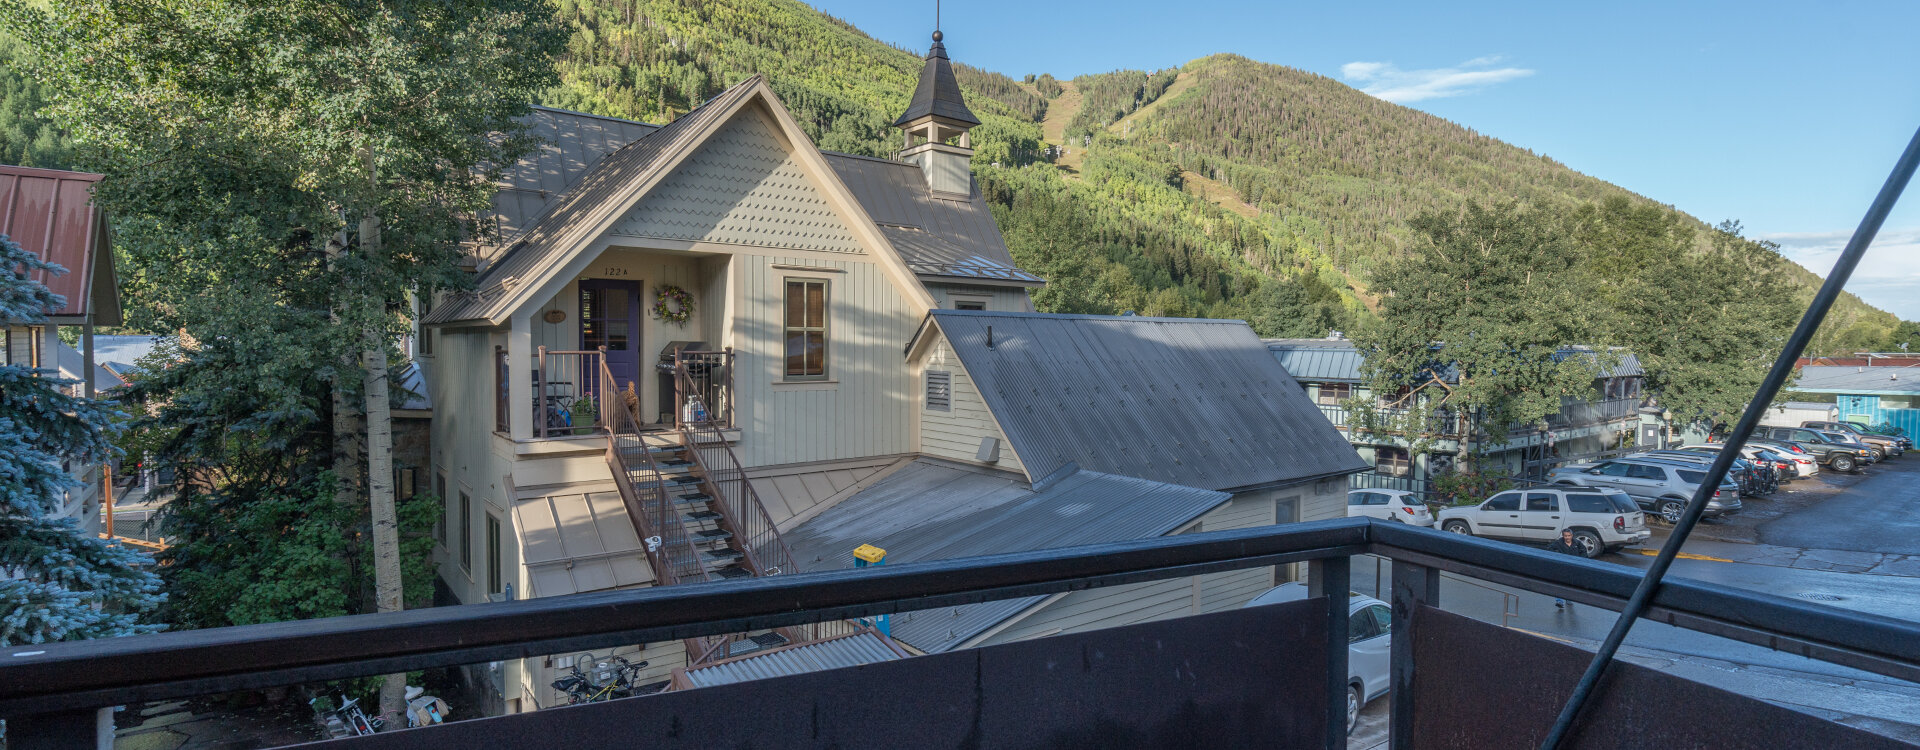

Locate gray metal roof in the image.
[679,631,904,689]
[1265,340,1644,383]
[429,80,1036,326]
[824,153,1032,284]
[1264,339,1367,383]
[484,107,659,248]
[785,458,1229,653]
[922,311,1368,492]
[892,38,979,128]
[1795,365,1920,395]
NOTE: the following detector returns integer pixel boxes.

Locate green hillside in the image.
[2,0,1905,351]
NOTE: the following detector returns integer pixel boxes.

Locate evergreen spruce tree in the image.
[0,234,162,645]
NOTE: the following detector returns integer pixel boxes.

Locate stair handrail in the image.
[599,359,707,586]
[671,363,801,581]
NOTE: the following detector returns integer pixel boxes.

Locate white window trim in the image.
[781,276,831,383]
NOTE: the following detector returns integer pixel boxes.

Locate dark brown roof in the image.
[893,38,979,128]
[483,107,659,252]
[0,164,120,325]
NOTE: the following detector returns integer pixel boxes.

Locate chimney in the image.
[894,30,979,196]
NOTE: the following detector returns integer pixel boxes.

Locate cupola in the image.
[895,30,979,196]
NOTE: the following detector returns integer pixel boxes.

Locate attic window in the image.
[925,370,952,412]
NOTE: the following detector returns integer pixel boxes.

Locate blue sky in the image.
[816,0,1920,321]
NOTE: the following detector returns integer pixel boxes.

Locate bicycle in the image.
[312,695,384,736]
[551,652,648,705]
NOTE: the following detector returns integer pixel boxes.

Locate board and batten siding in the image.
[925,283,1034,313]
[731,253,920,469]
[917,335,1025,476]
[971,493,1288,648]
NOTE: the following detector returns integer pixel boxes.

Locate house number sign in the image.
[600,267,630,277]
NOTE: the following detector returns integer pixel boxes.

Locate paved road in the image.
[1759,455,1920,555]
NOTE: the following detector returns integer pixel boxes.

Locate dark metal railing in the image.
[668,348,732,429]
[494,347,510,434]
[672,363,858,662]
[600,358,708,589]
[533,348,606,439]
[6,518,1918,749]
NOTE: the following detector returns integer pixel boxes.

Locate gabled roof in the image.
[428,77,951,326]
[483,107,659,249]
[0,165,121,325]
[915,311,1367,492]
[1265,339,1642,383]
[785,458,1228,653]
[893,37,979,128]
[1794,365,1920,395]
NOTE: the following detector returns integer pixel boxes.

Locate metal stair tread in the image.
[685,509,722,521]
[712,566,753,579]
[693,529,733,541]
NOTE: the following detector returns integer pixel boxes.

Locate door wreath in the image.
[652,284,694,325]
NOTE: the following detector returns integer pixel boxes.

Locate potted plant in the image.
[569,395,598,435]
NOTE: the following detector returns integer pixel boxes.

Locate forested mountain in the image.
[1,0,1905,351]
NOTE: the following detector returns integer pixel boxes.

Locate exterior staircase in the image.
[598,360,839,664]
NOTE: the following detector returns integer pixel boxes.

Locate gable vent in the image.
[926,370,952,412]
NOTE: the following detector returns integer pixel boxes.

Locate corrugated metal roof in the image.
[785,458,1229,653]
[680,631,904,689]
[893,39,979,128]
[0,164,119,324]
[923,311,1367,492]
[1795,365,1920,395]
[1553,346,1644,378]
[429,78,763,325]
[394,360,431,411]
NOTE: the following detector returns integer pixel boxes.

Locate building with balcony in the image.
[1,163,125,538]
[414,34,1365,713]
[1268,336,1663,495]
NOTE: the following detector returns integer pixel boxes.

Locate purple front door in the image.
[579,280,641,395]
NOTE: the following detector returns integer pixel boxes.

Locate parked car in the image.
[1803,421,1909,455]
[1435,486,1649,557]
[1245,583,1390,735]
[1546,458,1743,523]
[1746,439,1821,478]
[1633,450,1774,495]
[1670,444,1792,486]
[1757,427,1873,473]
[1347,489,1434,527]
[1812,429,1887,463]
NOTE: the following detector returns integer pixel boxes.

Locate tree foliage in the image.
[0,33,73,170]
[0,234,162,645]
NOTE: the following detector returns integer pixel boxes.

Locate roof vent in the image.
[926,370,952,411]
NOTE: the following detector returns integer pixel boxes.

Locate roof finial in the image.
[935,0,941,40]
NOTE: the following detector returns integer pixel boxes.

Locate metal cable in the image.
[1541,123,1920,749]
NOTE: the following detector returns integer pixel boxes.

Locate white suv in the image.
[1346,489,1434,527]
[1436,487,1649,558]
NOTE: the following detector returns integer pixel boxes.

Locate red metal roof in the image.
[0,164,119,324]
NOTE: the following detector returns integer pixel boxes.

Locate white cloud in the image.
[1338,56,1534,103]
[1764,227,1920,320]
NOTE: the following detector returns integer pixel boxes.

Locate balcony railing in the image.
[1320,397,1642,438]
[667,348,732,430]
[4,518,1915,749]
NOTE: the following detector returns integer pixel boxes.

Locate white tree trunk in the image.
[360,212,409,722]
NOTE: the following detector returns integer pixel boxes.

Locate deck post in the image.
[1390,560,1440,749]
[507,312,534,440]
[1308,555,1351,750]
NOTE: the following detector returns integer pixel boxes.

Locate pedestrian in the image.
[1547,529,1583,609]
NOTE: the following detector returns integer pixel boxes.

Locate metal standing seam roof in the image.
[679,631,905,689]
[429,82,1039,325]
[482,107,660,249]
[892,38,980,128]
[921,311,1368,492]
[427,77,763,325]
[1794,365,1920,395]
[0,164,120,325]
[1264,339,1369,383]
[784,458,1230,653]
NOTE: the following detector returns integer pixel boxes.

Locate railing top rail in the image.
[5,518,1919,717]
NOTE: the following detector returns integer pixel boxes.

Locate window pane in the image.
[603,319,629,351]
[785,333,806,376]
[1485,493,1520,511]
[805,282,825,328]
[1525,493,1557,512]
[1368,605,1393,634]
[1347,612,1377,643]
[804,332,825,375]
[786,282,805,327]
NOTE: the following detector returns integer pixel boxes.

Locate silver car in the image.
[1547,458,1742,524]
